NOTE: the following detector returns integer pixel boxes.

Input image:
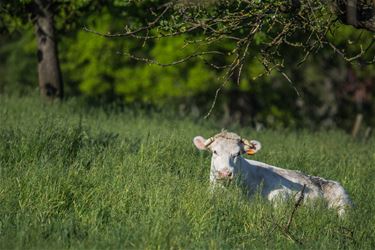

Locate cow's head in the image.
[193,131,261,181]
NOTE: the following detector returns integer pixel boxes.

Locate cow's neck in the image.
[238,157,267,188]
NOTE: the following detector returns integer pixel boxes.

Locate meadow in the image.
[0,96,374,249]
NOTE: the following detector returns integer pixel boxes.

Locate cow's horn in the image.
[241,138,253,150]
[204,137,214,147]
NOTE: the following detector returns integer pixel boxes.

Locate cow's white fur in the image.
[193,131,352,216]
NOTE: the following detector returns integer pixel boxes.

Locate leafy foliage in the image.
[0,29,37,94]
[86,0,374,84]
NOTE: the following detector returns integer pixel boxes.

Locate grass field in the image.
[1,96,374,249]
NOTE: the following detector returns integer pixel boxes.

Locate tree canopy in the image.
[85,0,375,84]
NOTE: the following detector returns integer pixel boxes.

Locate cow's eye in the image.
[213,150,218,155]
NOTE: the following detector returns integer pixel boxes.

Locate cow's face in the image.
[193,131,261,181]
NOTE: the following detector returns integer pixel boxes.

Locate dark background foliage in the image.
[0,0,374,131]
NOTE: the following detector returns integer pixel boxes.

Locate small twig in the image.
[83,2,172,38]
[274,220,304,245]
[235,23,260,85]
[202,58,230,70]
[328,42,365,62]
[85,25,200,40]
[285,184,306,231]
[116,50,224,67]
[266,215,303,245]
[276,68,301,97]
[351,113,363,138]
[204,83,225,119]
[265,185,306,245]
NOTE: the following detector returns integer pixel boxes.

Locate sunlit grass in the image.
[0,96,374,249]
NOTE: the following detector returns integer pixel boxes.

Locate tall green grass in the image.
[0,96,374,249]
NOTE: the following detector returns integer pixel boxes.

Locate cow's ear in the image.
[242,139,262,155]
[247,140,261,155]
[251,140,262,151]
[193,136,207,150]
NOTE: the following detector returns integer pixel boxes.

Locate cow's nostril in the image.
[228,172,233,177]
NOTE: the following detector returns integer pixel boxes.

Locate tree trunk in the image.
[336,0,375,32]
[34,0,63,100]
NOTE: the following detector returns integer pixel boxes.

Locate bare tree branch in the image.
[116,50,224,67]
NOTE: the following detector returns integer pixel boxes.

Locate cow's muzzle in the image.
[217,170,233,180]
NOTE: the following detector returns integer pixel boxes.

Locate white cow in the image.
[193,131,352,216]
